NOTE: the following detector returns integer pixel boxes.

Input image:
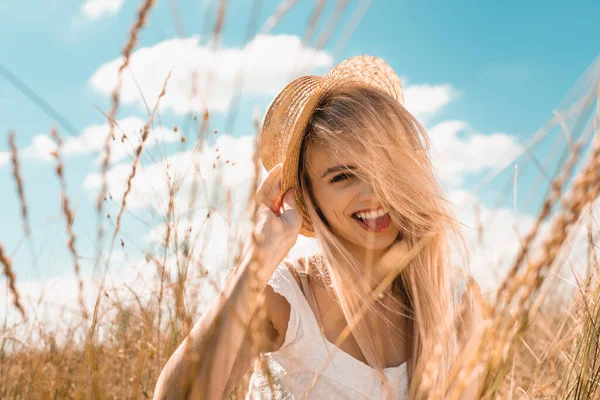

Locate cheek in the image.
[319,187,353,221]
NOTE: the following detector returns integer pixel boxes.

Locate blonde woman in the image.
[154,55,483,399]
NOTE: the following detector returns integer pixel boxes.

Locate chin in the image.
[363,231,400,248]
[332,220,401,250]
[349,228,401,251]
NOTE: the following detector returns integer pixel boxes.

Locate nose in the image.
[357,181,377,203]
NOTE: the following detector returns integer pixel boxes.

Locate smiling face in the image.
[304,142,402,261]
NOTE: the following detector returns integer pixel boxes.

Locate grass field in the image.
[1,1,599,398]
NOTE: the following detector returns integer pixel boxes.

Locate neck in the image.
[341,236,408,296]
[341,246,393,293]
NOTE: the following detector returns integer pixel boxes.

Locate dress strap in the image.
[298,272,323,326]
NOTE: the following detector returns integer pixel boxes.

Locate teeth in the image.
[354,208,386,220]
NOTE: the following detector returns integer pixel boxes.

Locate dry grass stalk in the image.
[196,0,229,136]
[448,132,600,398]
[112,71,171,244]
[2,6,598,400]
[0,242,25,319]
[184,109,211,270]
[302,0,326,46]
[569,264,600,398]
[8,132,31,237]
[213,0,228,45]
[7,131,41,277]
[260,0,298,34]
[245,133,281,398]
[332,0,373,58]
[167,0,187,38]
[50,128,89,320]
[496,140,583,309]
[95,0,158,272]
[88,2,158,392]
[156,187,175,369]
[314,0,351,49]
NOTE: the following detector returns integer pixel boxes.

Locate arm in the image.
[153,244,283,400]
[154,163,301,399]
[222,282,290,396]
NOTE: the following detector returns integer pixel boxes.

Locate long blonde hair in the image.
[296,84,470,398]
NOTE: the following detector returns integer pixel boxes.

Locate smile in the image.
[351,209,391,233]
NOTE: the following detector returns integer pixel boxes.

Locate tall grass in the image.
[1,1,599,399]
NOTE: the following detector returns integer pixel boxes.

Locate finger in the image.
[267,167,283,206]
[281,189,301,217]
[262,163,282,195]
[281,189,302,228]
[258,163,282,194]
[255,163,282,204]
[281,188,297,212]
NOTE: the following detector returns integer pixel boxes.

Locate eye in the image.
[330,173,354,183]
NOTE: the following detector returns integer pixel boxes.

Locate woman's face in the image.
[305,142,401,258]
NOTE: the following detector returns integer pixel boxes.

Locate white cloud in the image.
[3,198,595,340]
[428,120,523,186]
[84,133,257,213]
[0,251,226,342]
[6,129,598,331]
[0,151,9,166]
[404,83,455,120]
[88,33,458,122]
[1,117,180,166]
[89,34,334,115]
[80,126,526,289]
[63,116,180,165]
[81,0,125,21]
[454,191,599,299]
[84,132,322,281]
[20,134,57,161]
[79,128,531,297]
[449,190,538,293]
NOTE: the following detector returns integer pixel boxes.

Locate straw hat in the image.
[258,55,404,238]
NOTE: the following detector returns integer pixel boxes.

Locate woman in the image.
[154,55,482,399]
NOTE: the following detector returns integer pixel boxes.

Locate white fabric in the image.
[246,262,467,399]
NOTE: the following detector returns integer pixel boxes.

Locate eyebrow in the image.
[321,165,356,179]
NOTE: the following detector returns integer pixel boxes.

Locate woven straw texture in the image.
[258,55,404,237]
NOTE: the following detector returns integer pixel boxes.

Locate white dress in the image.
[246,261,467,399]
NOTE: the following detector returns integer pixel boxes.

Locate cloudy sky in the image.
[1,0,599,322]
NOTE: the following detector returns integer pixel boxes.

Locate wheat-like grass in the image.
[2,3,599,400]
[95,0,158,273]
[50,128,89,320]
[260,0,299,34]
[112,71,171,244]
[86,2,158,395]
[8,133,31,237]
[496,140,583,312]
[447,131,600,399]
[0,242,25,319]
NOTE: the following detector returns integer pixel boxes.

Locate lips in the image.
[351,212,391,233]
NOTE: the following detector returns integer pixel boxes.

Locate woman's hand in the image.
[253,163,303,262]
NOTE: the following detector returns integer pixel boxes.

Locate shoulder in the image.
[263,259,304,349]
[265,258,303,300]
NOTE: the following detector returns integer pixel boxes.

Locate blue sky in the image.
[0,0,599,299]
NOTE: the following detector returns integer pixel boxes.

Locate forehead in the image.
[305,141,354,178]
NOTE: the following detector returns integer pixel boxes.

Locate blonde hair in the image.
[296,85,470,398]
